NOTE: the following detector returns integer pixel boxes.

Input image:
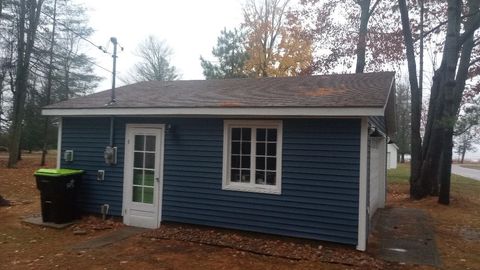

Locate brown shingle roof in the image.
[45,72,395,110]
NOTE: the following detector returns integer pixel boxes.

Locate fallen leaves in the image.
[144,224,388,269]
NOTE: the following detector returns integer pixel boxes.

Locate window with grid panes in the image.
[223,120,282,194]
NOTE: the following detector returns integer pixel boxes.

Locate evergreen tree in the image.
[200,28,249,79]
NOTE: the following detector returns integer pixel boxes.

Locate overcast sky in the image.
[73,0,480,161]
[77,0,244,91]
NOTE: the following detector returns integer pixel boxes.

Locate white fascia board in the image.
[42,107,384,117]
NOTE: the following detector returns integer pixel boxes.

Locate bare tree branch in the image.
[368,0,381,17]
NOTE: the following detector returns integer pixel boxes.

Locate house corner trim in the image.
[357,117,368,251]
[56,117,62,169]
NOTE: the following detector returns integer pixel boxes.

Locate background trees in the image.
[454,99,480,163]
[454,128,479,163]
[201,0,315,78]
[296,0,480,204]
[0,0,101,167]
[242,0,314,77]
[200,28,249,79]
[297,0,404,74]
[395,82,411,163]
[126,36,179,82]
[7,0,45,168]
[399,0,480,204]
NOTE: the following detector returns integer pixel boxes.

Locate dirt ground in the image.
[0,154,478,269]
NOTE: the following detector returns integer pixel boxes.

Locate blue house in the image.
[42,72,395,251]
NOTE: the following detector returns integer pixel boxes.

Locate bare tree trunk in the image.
[461,148,466,163]
[438,130,453,204]
[7,0,44,168]
[398,0,424,199]
[438,0,479,204]
[355,0,370,73]
[420,0,479,203]
[420,0,462,196]
[8,0,27,168]
[419,0,424,102]
[420,70,445,195]
[41,0,58,166]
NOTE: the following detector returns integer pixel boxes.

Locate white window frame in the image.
[222,120,283,194]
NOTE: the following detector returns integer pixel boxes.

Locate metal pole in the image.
[110,37,118,104]
[41,0,58,166]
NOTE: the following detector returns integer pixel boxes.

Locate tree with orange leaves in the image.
[242,0,314,77]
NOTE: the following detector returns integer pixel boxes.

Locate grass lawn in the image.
[460,164,480,171]
[387,164,480,270]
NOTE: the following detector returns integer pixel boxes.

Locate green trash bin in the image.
[34,168,84,224]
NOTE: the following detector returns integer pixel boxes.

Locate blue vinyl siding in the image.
[369,116,386,134]
[61,118,126,215]
[61,117,360,245]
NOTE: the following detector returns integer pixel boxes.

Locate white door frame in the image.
[122,123,165,228]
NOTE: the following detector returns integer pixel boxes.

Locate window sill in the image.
[222,183,281,195]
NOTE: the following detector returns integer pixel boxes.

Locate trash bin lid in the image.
[34,168,84,177]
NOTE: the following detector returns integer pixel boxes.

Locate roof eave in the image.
[382,77,397,137]
[42,107,385,117]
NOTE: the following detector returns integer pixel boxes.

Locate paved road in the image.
[451,165,480,181]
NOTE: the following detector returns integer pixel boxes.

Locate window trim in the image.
[222,120,283,195]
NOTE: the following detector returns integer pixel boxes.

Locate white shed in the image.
[387,143,398,169]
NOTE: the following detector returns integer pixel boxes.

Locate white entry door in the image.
[123,124,164,229]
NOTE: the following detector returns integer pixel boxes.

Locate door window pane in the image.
[133,186,142,202]
[134,135,144,151]
[144,170,154,186]
[132,132,158,204]
[133,169,143,185]
[144,153,155,169]
[134,152,144,168]
[145,135,156,151]
[143,187,154,204]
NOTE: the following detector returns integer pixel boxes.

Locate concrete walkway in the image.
[452,165,480,181]
[70,226,146,250]
[370,208,441,267]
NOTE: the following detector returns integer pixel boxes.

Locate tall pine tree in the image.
[200,28,249,79]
